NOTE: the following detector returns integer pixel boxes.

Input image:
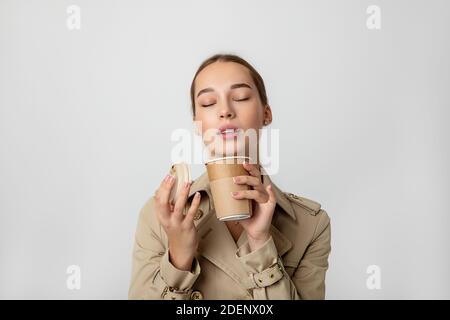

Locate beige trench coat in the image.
[128,170,331,300]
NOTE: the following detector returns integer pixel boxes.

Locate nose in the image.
[218,101,235,120]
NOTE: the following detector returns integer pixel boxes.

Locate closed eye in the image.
[234,97,250,102]
[201,97,249,107]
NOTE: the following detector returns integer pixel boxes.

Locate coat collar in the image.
[186,169,295,290]
[194,211,293,290]
[188,170,297,221]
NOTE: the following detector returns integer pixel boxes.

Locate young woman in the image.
[128,54,331,300]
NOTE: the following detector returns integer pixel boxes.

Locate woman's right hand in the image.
[154,174,202,271]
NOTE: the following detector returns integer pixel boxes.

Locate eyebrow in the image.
[196,83,252,98]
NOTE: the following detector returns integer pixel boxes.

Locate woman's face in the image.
[193,61,272,158]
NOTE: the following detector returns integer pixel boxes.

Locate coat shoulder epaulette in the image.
[283,192,322,216]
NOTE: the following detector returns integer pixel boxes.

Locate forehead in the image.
[195,61,253,93]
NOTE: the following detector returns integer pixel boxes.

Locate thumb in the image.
[266,184,276,204]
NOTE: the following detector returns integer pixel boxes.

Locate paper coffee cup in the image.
[205,156,253,221]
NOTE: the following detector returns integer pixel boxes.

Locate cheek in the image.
[194,110,216,134]
[237,104,264,127]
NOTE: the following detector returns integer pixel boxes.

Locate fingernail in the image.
[231,191,238,196]
[164,174,170,182]
[168,175,175,182]
[184,181,190,189]
[195,192,200,198]
[233,177,238,183]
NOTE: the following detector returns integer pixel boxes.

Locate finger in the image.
[242,161,261,178]
[173,181,192,220]
[154,175,176,221]
[231,189,268,203]
[153,195,171,225]
[157,174,176,206]
[158,174,173,191]
[154,200,170,226]
[266,184,277,205]
[185,192,201,224]
[233,175,262,188]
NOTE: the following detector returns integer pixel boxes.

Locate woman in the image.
[128,54,331,300]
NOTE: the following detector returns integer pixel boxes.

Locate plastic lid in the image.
[205,156,252,165]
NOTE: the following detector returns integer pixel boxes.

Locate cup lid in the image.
[205,156,252,165]
[168,162,191,204]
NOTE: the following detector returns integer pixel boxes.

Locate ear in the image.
[263,105,273,126]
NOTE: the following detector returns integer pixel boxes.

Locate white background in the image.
[1,0,449,299]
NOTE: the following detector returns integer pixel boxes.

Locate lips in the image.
[217,125,241,139]
[218,124,239,133]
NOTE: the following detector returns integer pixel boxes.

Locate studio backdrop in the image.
[0,0,449,299]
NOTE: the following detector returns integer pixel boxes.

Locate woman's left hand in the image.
[231,161,277,251]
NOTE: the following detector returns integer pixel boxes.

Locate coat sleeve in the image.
[128,197,201,300]
[235,209,331,300]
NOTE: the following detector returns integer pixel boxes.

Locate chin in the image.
[213,140,246,158]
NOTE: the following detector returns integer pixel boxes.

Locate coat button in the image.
[190,290,203,300]
[194,209,204,221]
[287,192,300,200]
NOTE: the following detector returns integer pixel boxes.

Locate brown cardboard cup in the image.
[205,156,253,221]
